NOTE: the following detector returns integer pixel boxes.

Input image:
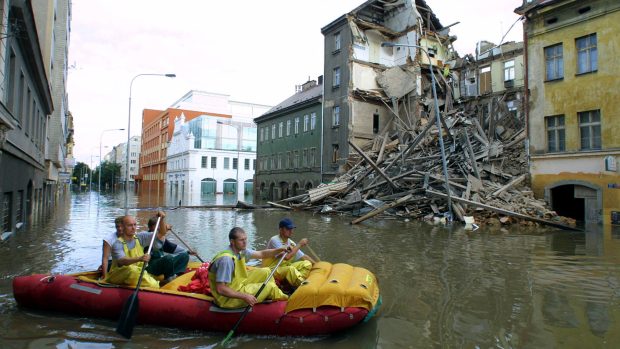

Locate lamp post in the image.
[217,121,242,198]
[125,73,176,213]
[381,42,453,219]
[89,154,100,191]
[99,128,124,193]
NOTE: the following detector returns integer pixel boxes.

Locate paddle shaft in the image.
[168,229,205,263]
[305,244,321,262]
[115,216,161,338]
[221,250,288,345]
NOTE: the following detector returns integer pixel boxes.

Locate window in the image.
[579,110,601,150]
[546,115,565,152]
[244,158,250,170]
[544,43,563,80]
[278,153,282,169]
[264,127,268,141]
[302,149,308,167]
[233,158,238,170]
[271,124,276,139]
[271,156,275,170]
[260,127,264,142]
[304,114,309,132]
[479,66,492,94]
[16,191,23,224]
[373,112,379,134]
[285,151,291,169]
[334,32,341,51]
[332,144,339,163]
[310,112,317,130]
[200,155,207,168]
[211,157,217,169]
[277,122,282,138]
[2,192,11,232]
[224,157,230,169]
[310,148,316,167]
[294,117,300,134]
[253,159,256,170]
[576,34,597,74]
[332,106,340,126]
[286,120,291,136]
[294,151,300,168]
[333,67,341,87]
[504,60,515,81]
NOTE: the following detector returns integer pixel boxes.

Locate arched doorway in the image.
[268,182,275,201]
[223,178,237,194]
[292,182,299,197]
[305,181,314,192]
[280,181,289,199]
[201,178,216,194]
[546,181,601,224]
[244,179,253,195]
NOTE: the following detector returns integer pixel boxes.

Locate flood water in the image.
[1,191,620,348]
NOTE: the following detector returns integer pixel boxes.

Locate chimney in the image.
[318,75,323,85]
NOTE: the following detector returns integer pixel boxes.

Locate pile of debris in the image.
[275,84,577,231]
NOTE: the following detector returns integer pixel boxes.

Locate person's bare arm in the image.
[251,247,288,260]
[100,241,111,279]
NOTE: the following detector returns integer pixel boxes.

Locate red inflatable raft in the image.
[12,261,381,336]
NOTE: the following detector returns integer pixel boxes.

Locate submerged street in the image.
[1,192,619,348]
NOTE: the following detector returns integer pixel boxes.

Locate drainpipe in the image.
[320,77,325,183]
[522,16,530,174]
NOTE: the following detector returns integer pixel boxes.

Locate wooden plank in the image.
[267,201,293,210]
[348,140,399,190]
[460,130,480,179]
[492,173,527,197]
[351,194,413,225]
[425,189,583,231]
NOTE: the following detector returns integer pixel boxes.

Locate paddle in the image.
[305,244,321,262]
[221,249,288,346]
[168,229,205,263]
[116,216,161,339]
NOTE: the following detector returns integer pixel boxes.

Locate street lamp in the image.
[99,128,124,193]
[381,42,453,219]
[125,73,176,213]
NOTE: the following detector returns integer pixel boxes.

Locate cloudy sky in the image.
[68,0,523,165]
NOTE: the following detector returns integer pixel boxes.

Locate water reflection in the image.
[0,192,619,348]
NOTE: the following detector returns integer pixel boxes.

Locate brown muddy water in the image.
[1,192,619,348]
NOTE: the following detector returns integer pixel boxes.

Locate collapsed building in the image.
[270,0,576,230]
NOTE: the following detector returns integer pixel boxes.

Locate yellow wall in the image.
[526,1,620,224]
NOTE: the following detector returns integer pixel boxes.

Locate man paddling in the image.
[208,227,289,308]
[262,218,316,287]
[105,214,161,288]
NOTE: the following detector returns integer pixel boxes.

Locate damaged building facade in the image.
[516,0,620,225]
[320,0,455,181]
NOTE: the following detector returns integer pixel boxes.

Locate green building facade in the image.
[254,78,323,201]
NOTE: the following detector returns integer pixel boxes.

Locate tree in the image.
[71,162,91,189]
[94,161,122,191]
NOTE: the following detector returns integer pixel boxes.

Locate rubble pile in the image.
[276,85,577,230]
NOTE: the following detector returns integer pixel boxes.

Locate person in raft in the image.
[262,217,316,287]
[208,227,290,308]
[105,214,163,288]
[98,215,124,280]
[143,213,195,285]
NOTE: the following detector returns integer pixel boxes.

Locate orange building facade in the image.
[137,108,231,194]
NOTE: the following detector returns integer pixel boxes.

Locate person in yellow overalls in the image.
[105,215,161,288]
[262,218,316,287]
[208,227,289,309]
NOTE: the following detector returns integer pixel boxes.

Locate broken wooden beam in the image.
[351,193,413,225]
[348,140,399,190]
[492,173,527,197]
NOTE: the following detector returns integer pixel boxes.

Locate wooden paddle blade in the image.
[116,292,139,339]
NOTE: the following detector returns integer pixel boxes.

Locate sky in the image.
[69,0,524,166]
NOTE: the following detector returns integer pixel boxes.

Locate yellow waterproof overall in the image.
[262,236,312,287]
[209,250,287,309]
[105,237,160,289]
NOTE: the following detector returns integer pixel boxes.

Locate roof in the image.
[515,0,563,15]
[255,83,322,123]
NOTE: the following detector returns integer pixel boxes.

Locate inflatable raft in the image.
[12,261,381,336]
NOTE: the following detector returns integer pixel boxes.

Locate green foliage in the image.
[94,161,122,191]
[71,162,90,186]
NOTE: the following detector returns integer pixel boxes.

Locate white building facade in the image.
[117,135,141,187]
[167,114,257,202]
